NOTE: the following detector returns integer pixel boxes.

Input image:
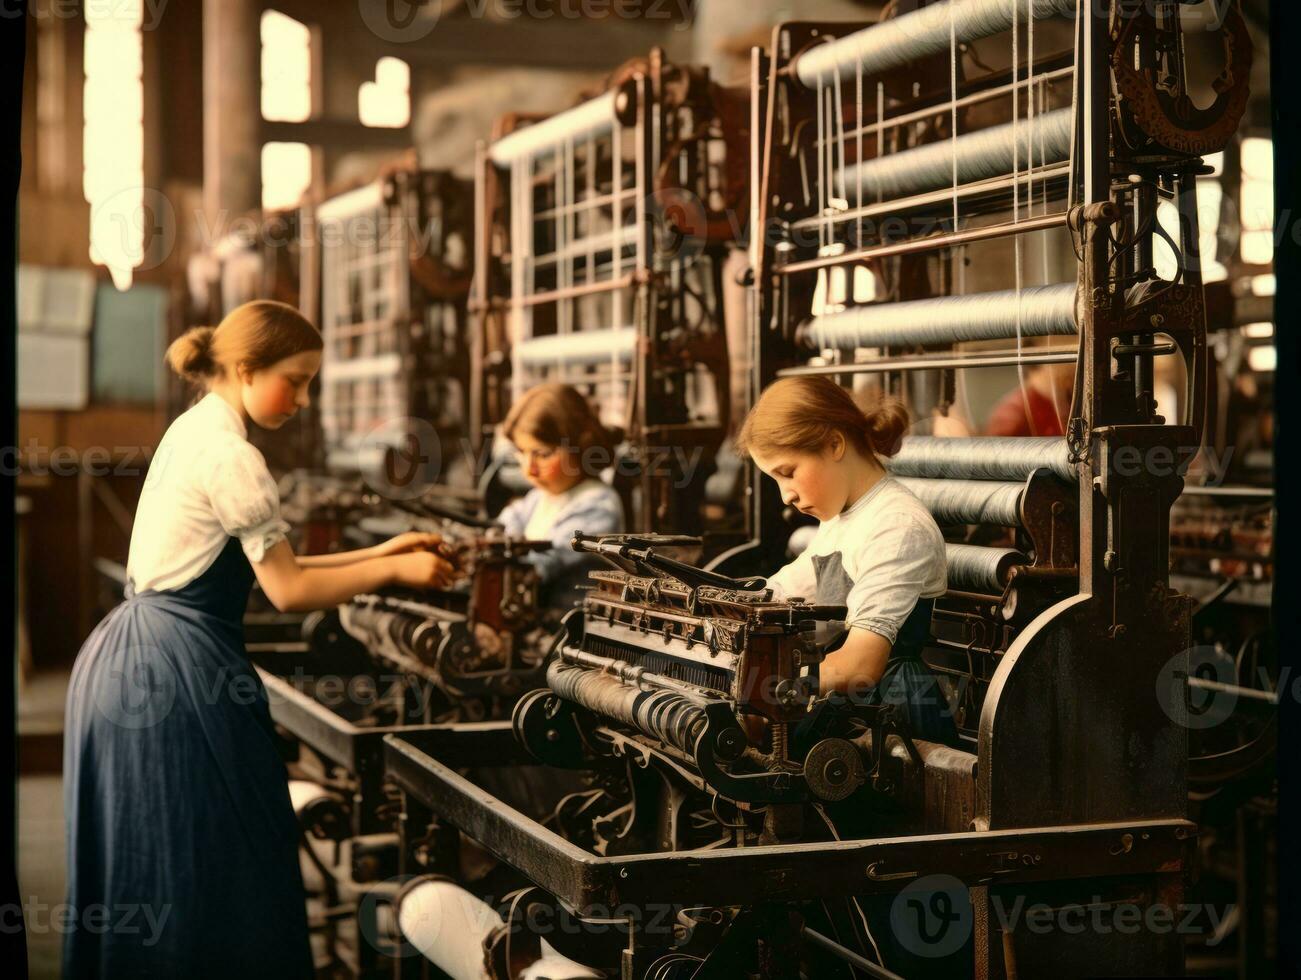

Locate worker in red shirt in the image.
[984,361,1074,437]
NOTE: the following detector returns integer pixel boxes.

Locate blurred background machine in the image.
[471,51,749,545]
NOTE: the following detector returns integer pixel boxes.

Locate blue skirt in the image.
[62,538,313,979]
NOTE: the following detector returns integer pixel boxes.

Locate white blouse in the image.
[766,475,947,645]
[126,392,290,593]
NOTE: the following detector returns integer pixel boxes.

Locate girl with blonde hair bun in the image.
[63,300,456,976]
[736,375,958,746]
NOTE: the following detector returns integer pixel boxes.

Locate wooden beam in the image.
[261,118,414,149]
[267,1,689,70]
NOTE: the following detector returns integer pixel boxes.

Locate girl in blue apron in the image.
[62,301,455,978]
[735,375,958,747]
[738,376,968,978]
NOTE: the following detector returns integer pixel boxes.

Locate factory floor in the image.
[16,669,349,978]
[17,668,71,980]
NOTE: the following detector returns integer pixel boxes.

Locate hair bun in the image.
[165,326,217,383]
[863,394,910,457]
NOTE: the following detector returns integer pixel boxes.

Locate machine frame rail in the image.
[384,727,1194,910]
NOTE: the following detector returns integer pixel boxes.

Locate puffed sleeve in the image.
[765,531,821,602]
[202,434,291,563]
[843,514,945,644]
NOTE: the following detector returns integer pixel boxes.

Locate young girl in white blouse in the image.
[496,383,625,607]
[62,301,455,978]
[735,375,958,746]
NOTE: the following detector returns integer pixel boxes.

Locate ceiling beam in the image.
[267,1,690,70]
[261,119,413,149]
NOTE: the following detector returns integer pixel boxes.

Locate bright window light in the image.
[1154,180,1226,283]
[83,0,144,291]
[262,142,312,211]
[1240,137,1273,266]
[261,10,311,123]
[359,57,410,128]
[1251,274,1275,296]
[1247,345,1276,373]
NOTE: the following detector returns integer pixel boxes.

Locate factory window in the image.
[83,0,145,291]
[1239,137,1274,267]
[261,10,312,123]
[1251,273,1275,296]
[1247,345,1276,373]
[359,57,410,128]
[262,142,312,211]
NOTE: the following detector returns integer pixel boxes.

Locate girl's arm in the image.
[818,627,892,693]
[296,548,378,568]
[252,539,455,613]
[765,546,818,601]
[828,513,945,693]
[295,532,443,568]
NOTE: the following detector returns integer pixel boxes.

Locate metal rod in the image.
[515,327,637,366]
[801,926,905,980]
[1186,676,1279,705]
[779,211,1068,275]
[489,90,618,165]
[1178,485,1274,499]
[511,273,636,308]
[779,347,1078,377]
[790,163,1070,231]
[558,645,716,705]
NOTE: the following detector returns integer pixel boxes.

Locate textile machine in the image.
[471,50,749,543]
[380,2,1253,977]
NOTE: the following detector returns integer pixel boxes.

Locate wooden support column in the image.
[203,0,261,224]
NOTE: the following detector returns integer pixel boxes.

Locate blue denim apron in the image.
[62,536,312,978]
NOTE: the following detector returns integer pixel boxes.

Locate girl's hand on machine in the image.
[373,531,445,558]
[473,622,506,657]
[387,550,457,590]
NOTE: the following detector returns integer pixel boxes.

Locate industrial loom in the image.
[379,2,1255,977]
